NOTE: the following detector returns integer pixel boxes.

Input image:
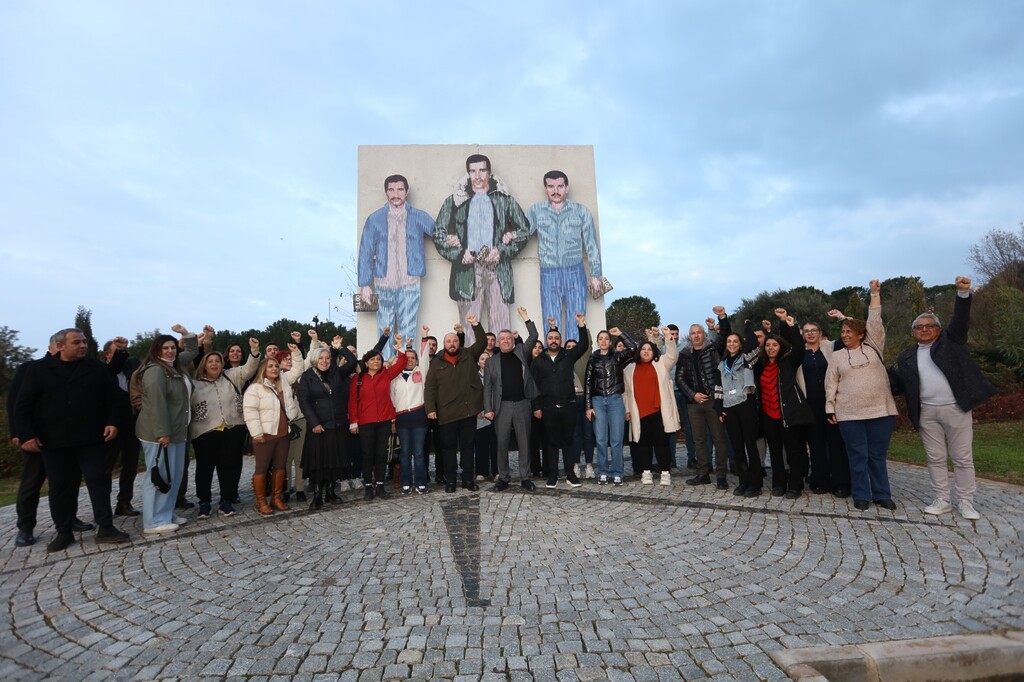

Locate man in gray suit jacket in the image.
[483,306,539,491]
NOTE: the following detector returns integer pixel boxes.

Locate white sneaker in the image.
[573,463,581,478]
[173,515,188,525]
[641,471,654,485]
[660,471,671,486]
[923,499,953,516]
[613,476,623,486]
[475,474,485,482]
[143,523,179,535]
[585,464,595,479]
[958,500,981,520]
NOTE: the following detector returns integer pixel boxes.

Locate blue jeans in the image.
[376,284,420,359]
[838,416,894,502]
[540,263,587,342]
[572,394,595,464]
[397,426,428,487]
[141,440,186,529]
[591,394,626,478]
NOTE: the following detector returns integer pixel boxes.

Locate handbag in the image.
[388,432,401,488]
[150,445,172,494]
[288,422,302,441]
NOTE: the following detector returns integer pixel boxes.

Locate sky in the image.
[2,1,1023,353]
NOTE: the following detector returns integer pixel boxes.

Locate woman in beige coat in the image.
[243,357,300,514]
[623,328,679,485]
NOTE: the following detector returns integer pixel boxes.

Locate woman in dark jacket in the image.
[753,309,815,498]
[297,343,357,508]
[584,327,637,485]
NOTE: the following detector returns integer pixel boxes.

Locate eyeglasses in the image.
[802,329,820,335]
[846,347,870,369]
[913,324,940,331]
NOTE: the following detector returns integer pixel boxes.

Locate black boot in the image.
[325,480,340,504]
[310,483,323,510]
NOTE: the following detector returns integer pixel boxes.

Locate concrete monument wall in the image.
[355,144,607,354]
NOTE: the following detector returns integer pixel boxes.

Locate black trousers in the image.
[440,416,476,484]
[192,426,247,504]
[359,421,391,486]
[631,412,672,473]
[723,396,763,490]
[540,403,576,481]
[17,451,77,533]
[104,417,140,504]
[761,414,808,492]
[42,444,112,535]
[807,411,850,491]
[177,446,192,503]
[529,416,546,478]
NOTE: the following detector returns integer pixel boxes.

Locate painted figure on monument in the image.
[433,154,531,347]
[356,174,436,357]
[526,170,607,342]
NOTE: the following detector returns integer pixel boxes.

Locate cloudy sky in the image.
[2,1,1022,352]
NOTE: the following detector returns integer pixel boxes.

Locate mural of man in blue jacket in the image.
[357,174,436,357]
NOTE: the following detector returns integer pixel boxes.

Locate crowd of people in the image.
[7,277,996,553]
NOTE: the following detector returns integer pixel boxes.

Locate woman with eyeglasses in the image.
[825,279,899,512]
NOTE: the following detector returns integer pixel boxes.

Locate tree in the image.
[0,326,36,395]
[74,306,99,359]
[606,295,660,340]
[967,222,1024,287]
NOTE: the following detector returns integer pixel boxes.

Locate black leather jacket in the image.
[584,331,638,408]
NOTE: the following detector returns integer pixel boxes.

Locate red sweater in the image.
[349,361,406,426]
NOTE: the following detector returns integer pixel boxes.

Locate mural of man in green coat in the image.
[433,154,530,346]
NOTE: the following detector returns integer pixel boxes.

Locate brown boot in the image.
[252,474,273,515]
[271,469,290,511]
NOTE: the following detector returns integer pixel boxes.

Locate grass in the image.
[888,420,1024,486]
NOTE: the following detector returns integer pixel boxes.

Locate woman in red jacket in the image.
[349,343,406,500]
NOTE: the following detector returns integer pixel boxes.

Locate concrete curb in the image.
[768,630,1024,681]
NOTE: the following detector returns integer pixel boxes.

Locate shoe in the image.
[641,471,654,485]
[219,501,236,517]
[282,490,291,503]
[309,485,324,510]
[402,486,412,495]
[230,496,241,505]
[175,499,195,510]
[95,527,130,544]
[833,488,851,499]
[173,515,188,525]
[114,502,140,517]
[874,499,897,511]
[733,486,747,497]
[598,474,608,485]
[463,482,479,492]
[47,533,75,552]
[784,490,801,500]
[565,474,582,488]
[325,482,341,504]
[252,474,273,515]
[743,488,762,498]
[416,486,427,494]
[685,475,710,486]
[197,503,211,520]
[521,480,536,491]
[716,478,728,490]
[659,471,671,486]
[853,499,870,511]
[573,463,581,478]
[374,483,388,498]
[771,487,786,497]
[545,478,557,489]
[295,491,307,503]
[445,483,457,493]
[585,464,595,479]
[15,530,36,547]
[72,518,94,532]
[493,479,510,492]
[924,499,953,516]
[475,474,485,482]
[810,486,829,495]
[143,523,179,534]
[958,500,980,520]
[613,476,623,486]
[271,470,290,511]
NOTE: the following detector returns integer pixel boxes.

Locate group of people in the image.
[7,276,995,553]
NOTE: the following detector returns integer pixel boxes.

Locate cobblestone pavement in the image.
[1,452,1022,681]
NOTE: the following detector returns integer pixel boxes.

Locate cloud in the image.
[882,87,1023,122]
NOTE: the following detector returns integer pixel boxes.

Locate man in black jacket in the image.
[14,328,130,552]
[889,276,997,521]
[102,336,141,516]
[530,312,589,488]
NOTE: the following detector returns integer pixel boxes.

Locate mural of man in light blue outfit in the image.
[358,174,436,357]
[526,170,604,342]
